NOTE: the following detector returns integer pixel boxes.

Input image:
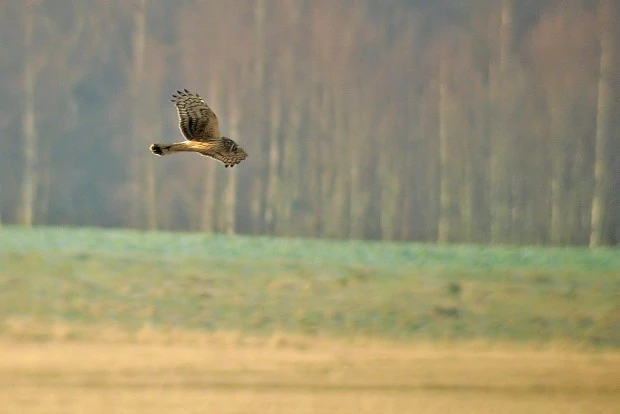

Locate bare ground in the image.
[1,336,618,414]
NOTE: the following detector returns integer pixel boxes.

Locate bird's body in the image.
[150,89,248,168]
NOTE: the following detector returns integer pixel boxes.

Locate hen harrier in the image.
[150,89,248,168]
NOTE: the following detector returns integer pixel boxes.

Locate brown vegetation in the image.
[1,331,618,414]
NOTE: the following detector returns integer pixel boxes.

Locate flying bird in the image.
[150,89,248,168]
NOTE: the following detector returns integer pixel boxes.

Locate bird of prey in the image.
[150,89,248,168]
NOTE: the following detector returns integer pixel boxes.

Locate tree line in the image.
[0,0,618,245]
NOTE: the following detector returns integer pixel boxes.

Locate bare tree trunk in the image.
[263,91,281,233]
[37,140,51,223]
[144,120,158,230]
[590,0,617,246]
[129,0,147,228]
[478,99,492,244]
[330,95,350,238]
[20,1,38,227]
[254,0,265,93]
[549,112,569,245]
[0,180,3,227]
[489,0,515,244]
[250,0,266,234]
[437,59,453,243]
[223,94,241,235]
[348,90,372,239]
[278,91,302,236]
[318,90,340,238]
[314,87,332,237]
[466,94,491,243]
[378,118,400,241]
[462,131,474,242]
[142,53,166,231]
[348,120,362,239]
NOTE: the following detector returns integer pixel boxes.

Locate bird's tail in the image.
[150,144,173,156]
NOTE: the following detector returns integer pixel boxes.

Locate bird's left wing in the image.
[171,89,221,141]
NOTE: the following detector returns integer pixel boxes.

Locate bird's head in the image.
[222,137,239,152]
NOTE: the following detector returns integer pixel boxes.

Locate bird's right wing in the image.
[200,143,248,168]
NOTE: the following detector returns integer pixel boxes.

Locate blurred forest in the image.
[0,0,619,245]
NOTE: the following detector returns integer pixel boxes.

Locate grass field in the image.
[1,226,619,345]
[0,226,619,413]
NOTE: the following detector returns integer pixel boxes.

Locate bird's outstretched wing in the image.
[171,89,220,141]
[200,138,248,168]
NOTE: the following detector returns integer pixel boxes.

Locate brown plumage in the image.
[149,89,248,168]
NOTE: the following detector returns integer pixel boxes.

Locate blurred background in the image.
[1,2,620,413]
[1,0,618,246]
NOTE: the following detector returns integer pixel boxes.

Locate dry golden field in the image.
[1,332,618,414]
